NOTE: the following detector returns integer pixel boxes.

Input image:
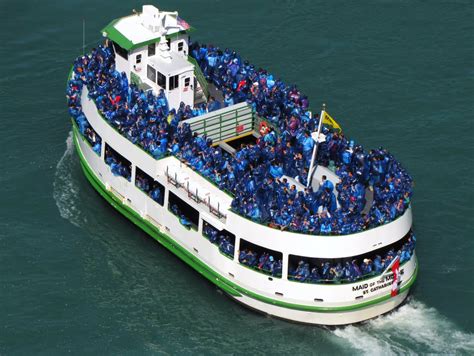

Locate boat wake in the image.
[53,131,87,228]
[331,298,474,355]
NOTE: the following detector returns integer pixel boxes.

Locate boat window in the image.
[157,71,166,89]
[184,77,190,87]
[74,115,102,156]
[148,43,155,57]
[288,230,416,284]
[104,143,132,182]
[169,75,179,90]
[135,167,165,206]
[239,239,283,278]
[178,41,184,51]
[202,220,235,259]
[112,41,128,59]
[147,65,156,83]
[168,191,199,230]
[136,54,142,64]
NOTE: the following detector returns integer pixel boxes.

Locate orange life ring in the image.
[259,121,269,136]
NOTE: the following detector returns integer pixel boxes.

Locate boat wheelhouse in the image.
[66,5,417,325]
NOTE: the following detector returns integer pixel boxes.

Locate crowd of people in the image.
[289,233,416,284]
[104,146,131,181]
[135,171,165,206]
[239,249,283,277]
[66,40,413,236]
[202,222,235,258]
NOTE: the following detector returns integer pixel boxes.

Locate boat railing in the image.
[166,166,227,220]
[188,56,209,99]
[182,102,253,143]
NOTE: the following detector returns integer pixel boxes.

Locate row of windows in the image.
[101,141,413,283]
[147,40,184,56]
[146,65,189,91]
[114,40,186,64]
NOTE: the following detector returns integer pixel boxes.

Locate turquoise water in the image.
[1,0,474,354]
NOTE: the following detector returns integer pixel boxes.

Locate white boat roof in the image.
[102,5,191,51]
[149,51,194,77]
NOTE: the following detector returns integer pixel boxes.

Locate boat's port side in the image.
[72,93,417,314]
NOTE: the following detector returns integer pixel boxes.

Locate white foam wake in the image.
[53,131,87,227]
[331,298,474,355]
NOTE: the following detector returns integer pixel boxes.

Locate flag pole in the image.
[379,255,400,279]
[306,103,326,187]
[82,19,86,56]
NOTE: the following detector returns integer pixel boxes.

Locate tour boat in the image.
[66,5,417,325]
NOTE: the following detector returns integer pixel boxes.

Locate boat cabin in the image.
[102,5,195,110]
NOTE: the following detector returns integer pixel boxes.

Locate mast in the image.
[306,103,326,187]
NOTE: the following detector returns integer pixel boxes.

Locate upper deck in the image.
[67,6,413,239]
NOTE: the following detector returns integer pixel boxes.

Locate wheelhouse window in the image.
[184,77,190,87]
[104,143,131,181]
[202,221,235,259]
[112,41,128,59]
[157,71,166,89]
[168,191,199,230]
[169,75,179,90]
[178,41,184,51]
[147,65,156,83]
[288,230,416,284]
[239,239,283,278]
[136,54,142,64]
[148,43,156,57]
[135,167,165,206]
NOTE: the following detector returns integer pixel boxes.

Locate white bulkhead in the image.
[103,5,194,110]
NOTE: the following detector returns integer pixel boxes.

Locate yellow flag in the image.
[322,111,342,132]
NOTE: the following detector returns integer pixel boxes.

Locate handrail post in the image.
[219,114,222,141]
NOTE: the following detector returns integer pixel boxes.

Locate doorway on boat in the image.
[225,132,258,150]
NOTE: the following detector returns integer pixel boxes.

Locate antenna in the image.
[82,19,85,55]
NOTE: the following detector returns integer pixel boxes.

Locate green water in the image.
[1,0,473,354]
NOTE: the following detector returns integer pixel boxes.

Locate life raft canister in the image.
[259,121,270,136]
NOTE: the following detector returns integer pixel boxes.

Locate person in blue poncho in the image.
[150,186,162,204]
[269,162,283,179]
[180,214,192,229]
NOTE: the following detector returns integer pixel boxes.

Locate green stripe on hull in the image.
[72,125,418,313]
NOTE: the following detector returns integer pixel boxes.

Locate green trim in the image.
[72,125,418,313]
[102,16,192,51]
[188,56,209,98]
[73,126,240,297]
[101,18,134,51]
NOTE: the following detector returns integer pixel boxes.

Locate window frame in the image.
[135,167,165,206]
[157,71,166,89]
[169,74,179,90]
[112,41,128,59]
[168,191,199,231]
[148,43,156,57]
[147,65,156,83]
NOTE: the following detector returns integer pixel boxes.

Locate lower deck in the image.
[72,120,418,321]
